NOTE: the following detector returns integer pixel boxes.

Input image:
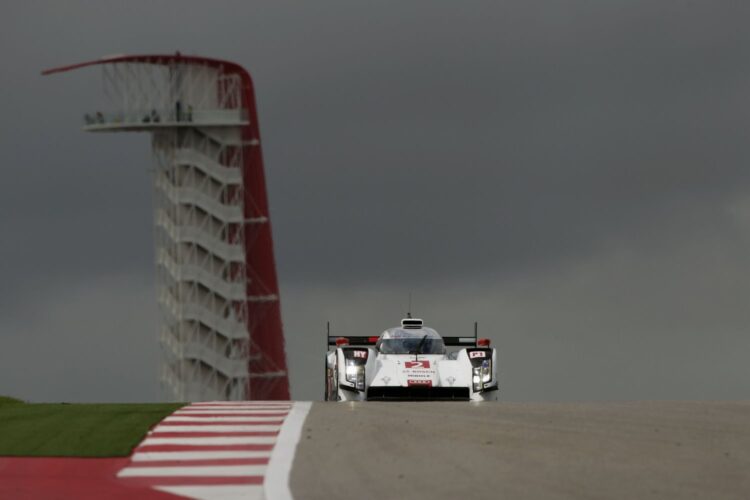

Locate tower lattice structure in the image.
[44,54,290,401]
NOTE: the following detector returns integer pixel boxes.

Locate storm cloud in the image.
[1,1,748,402]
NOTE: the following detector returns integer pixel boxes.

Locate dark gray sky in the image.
[1,1,748,402]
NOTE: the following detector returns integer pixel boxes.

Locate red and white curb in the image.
[116,401,311,500]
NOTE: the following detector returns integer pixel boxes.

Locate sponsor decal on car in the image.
[405,360,431,369]
[407,379,433,387]
[469,351,486,359]
[353,350,368,359]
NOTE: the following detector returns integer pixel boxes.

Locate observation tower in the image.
[44,54,289,401]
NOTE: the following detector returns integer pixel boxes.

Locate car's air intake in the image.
[401,318,424,329]
[367,386,470,401]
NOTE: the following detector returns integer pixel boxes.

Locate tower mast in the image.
[44,54,290,401]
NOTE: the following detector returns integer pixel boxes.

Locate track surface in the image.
[290,401,750,500]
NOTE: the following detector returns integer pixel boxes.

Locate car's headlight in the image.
[473,366,482,392]
[345,359,366,390]
[472,358,492,392]
[481,359,492,384]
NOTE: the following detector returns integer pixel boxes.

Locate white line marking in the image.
[188,402,292,405]
[165,416,284,423]
[117,401,307,499]
[142,436,278,446]
[175,409,290,415]
[118,465,266,477]
[155,485,264,500]
[264,401,312,500]
[191,401,291,406]
[152,425,281,433]
[179,407,292,412]
[133,451,272,461]
[180,409,284,412]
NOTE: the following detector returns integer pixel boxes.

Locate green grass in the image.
[0,398,182,457]
[0,396,24,406]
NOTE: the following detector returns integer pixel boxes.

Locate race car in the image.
[324,318,498,401]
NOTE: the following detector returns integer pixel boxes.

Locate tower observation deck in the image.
[44,54,290,401]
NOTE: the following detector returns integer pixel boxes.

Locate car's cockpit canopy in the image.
[376,319,446,355]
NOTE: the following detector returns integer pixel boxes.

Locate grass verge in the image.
[0,396,24,406]
[0,397,182,457]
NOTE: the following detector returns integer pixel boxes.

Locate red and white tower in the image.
[44,54,290,401]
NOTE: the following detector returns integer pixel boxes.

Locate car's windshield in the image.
[378,337,445,355]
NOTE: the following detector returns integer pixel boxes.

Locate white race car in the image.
[325,318,498,401]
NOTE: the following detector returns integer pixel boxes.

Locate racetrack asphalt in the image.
[290,401,750,500]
